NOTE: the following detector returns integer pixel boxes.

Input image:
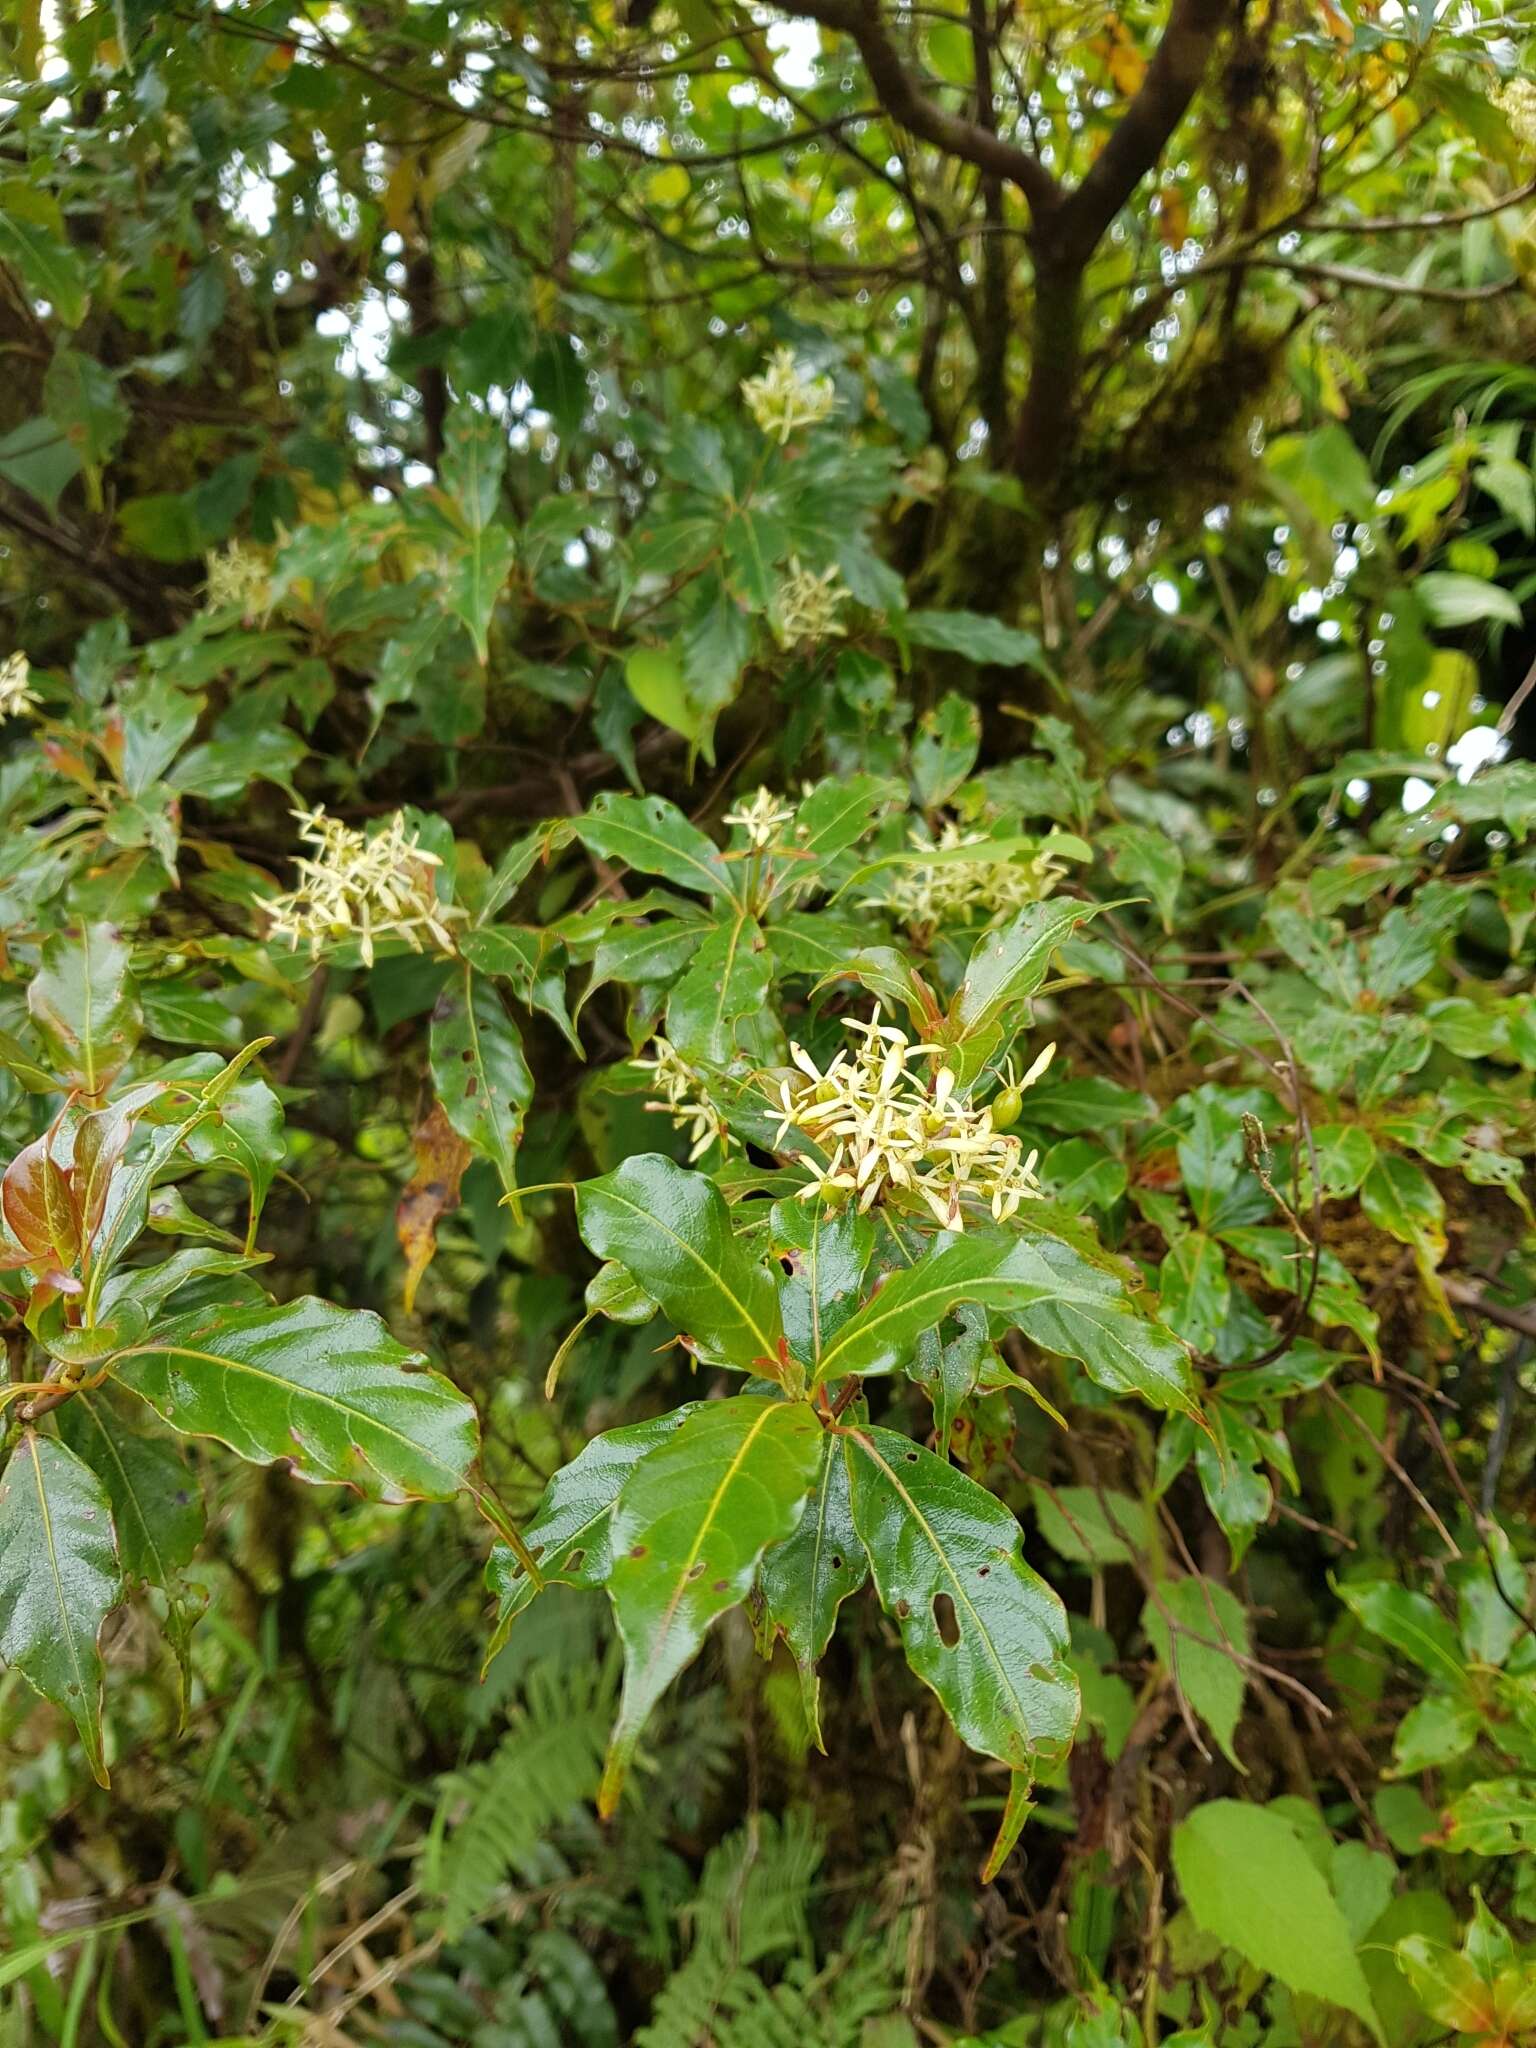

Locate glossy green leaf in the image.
[58,1391,204,1685]
[813,1232,1057,1386]
[113,1295,479,1503]
[0,1432,121,1785]
[940,900,1104,1071]
[1158,1233,1229,1353]
[485,1406,700,1659]
[845,1426,1077,1790]
[1172,1800,1382,2037]
[430,967,532,1198]
[1011,1232,1202,1420]
[28,923,142,1095]
[664,912,772,1068]
[576,792,737,903]
[599,1394,823,1811]
[770,1198,875,1366]
[575,1154,785,1375]
[758,1428,867,1747]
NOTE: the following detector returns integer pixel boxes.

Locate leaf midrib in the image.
[847,1428,1043,1754]
[594,1179,780,1366]
[116,1327,459,1493]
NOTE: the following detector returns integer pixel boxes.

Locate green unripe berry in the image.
[991,1086,1023,1130]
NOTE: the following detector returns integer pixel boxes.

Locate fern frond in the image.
[426,1661,612,1936]
[637,1809,833,2048]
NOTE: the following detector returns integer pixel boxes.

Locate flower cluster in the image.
[878,824,1069,936]
[265,808,464,966]
[723,785,797,852]
[772,559,848,646]
[633,1037,730,1161]
[774,1009,1056,1228]
[204,544,271,617]
[740,346,836,442]
[0,652,38,720]
[1496,76,1536,148]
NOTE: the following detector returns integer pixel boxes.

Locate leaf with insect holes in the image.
[484,1406,702,1659]
[0,1433,122,1786]
[845,1424,1076,1868]
[575,1154,785,1375]
[758,1428,867,1748]
[599,1395,823,1813]
[576,791,737,903]
[113,1295,479,1503]
[430,967,532,1199]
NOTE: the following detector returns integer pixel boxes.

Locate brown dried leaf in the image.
[396,1102,474,1313]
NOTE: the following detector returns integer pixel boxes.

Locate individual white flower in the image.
[204,543,271,618]
[876,824,1069,937]
[772,559,848,645]
[265,807,465,966]
[633,1036,729,1161]
[723,785,797,852]
[0,652,39,719]
[772,1006,1055,1228]
[740,345,836,443]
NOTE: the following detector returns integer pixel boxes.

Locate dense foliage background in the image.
[1,3,1535,2043]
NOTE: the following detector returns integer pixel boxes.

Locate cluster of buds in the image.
[773,1009,1056,1229]
[740,345,836,443]
[0,652,38,720]
[265,807,465,967]
[878,825,1069,937]
[772,559,848,646]
[723,785,797,852]
[633,1037,730,1161]
[204,544,271,618]
[1496,76,1536,148]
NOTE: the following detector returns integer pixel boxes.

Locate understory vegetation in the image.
[1,4,1535,2045]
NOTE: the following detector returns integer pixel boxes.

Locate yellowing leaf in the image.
[645,162,691,207]
[396,1101,474,1313]
[384,154,419,236]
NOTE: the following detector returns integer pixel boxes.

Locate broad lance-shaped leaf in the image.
[665,912,771,1068]
[575,1154,785,1375]
[812,1232,1057,1386]
[430,966,532,1198]
[0,1433,122,1786]
[59,1389,205,1699]
[1011,1231,1201,1421]
[939,899,1104,1071]
[59,1390,203,1591]
[599,1395,823,1813]
[484,1407,701,1661]
[1172,1801,1383,2038]
[113,1296,479,1503]
[758,1429,867,1749]
[844,1426,1077,1876]
[28,923,142,1096]
[576,791,738,904]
